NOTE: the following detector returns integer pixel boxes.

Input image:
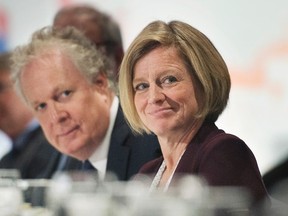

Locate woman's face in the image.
[133,46,199,137]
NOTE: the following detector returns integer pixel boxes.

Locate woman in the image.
[118,20,269,207]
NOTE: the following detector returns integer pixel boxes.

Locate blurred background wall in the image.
[1,0,288,174]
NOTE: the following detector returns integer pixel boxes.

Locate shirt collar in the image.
[88,96,119,180]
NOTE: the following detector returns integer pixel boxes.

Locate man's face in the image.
[20,51,111,160]
[0,71,32,137]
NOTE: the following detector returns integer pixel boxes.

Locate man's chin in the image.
[63,145,89,161]
[59,142,80,156]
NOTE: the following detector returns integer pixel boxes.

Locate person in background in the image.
[53,4,124,78]
[263,158,288,204]
[0,52,57,179]
[10,26,161,181]
[118,20,270,211]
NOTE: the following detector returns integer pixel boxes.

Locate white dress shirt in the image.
[88,96,119,180]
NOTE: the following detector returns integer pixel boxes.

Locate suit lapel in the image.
[106,107,131,180]
[37,151,62,178]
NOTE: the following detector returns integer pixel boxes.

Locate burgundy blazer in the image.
[139,121,269,205]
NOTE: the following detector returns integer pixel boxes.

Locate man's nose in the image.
[48,102,68,123]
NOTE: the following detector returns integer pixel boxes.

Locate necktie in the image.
[81,160,95,170]
[81,160,99,182]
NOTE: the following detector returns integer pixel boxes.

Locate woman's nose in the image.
[148,84,165,104]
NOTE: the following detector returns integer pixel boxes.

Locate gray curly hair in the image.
[11,26,117,103]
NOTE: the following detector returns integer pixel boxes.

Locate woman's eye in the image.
[134,83,149,91]
[163,76,177,84]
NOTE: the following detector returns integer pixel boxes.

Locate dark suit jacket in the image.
[263,158,288,188]
[139,121,269,206]
[39,106,161,181]
[0,126,58,179]
[262,158,288,202]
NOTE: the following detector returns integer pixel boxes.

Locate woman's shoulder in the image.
[206,129,249,152]
[197,122,247,148]
[192,121,254,159]
[138,157,163,174]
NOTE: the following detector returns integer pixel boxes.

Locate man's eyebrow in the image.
[30,86,62,107]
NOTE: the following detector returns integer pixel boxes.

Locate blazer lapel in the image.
[106,107,131,180]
